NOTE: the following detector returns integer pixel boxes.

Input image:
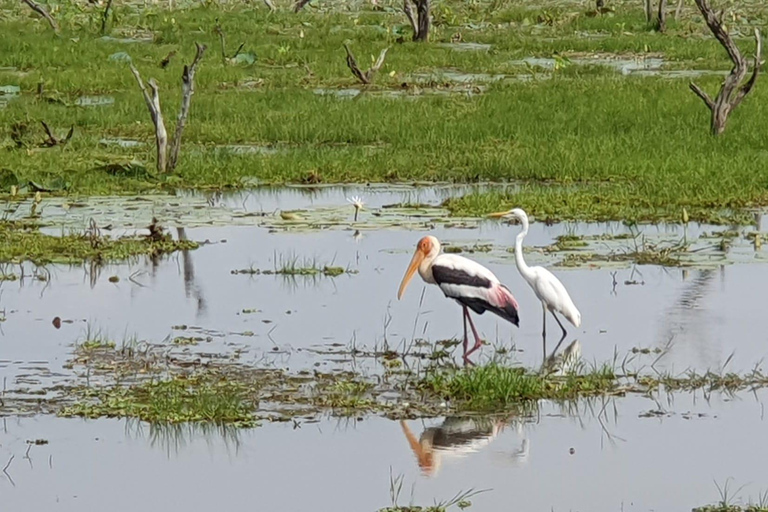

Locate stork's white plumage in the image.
[397,235,520,361]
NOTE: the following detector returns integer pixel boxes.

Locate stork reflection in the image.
[400,417,529,477]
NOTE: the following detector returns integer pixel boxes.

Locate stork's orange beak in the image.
[398,249,425,300]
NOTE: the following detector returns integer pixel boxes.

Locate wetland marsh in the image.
[2,0,768,509]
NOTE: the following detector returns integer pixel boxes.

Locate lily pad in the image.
[29,177,69,192]
[108,51,132,63]
[0,169,20,190]
[230,52,257,65]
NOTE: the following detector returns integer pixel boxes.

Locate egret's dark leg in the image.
[464,312,483,358]
[542,303,548,359]
[461,306,469,358]
[551,310,568,344]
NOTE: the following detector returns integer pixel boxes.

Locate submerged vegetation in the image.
[61,373,258,427]
[0,218,197,264]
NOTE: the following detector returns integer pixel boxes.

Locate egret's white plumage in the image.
[490,208,581,342]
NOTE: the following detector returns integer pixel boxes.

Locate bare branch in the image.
[733,27,763,108]
[40,121,57,146]
[403,0,418,34]
[100,0,114,35]
[691,0,761,135]
[262,0,275,10]
[656,0,667,32]
[294,0,311,12]
[343,44,388,85]
[696,0,744,68]
[130,64,167,172]
[168,43,206,173]
[40,121,73,147]
[344,44,368,84]
[674,0,684,19]
[21,0,59,33]
[214,19,227,65]
[689,82,715,109]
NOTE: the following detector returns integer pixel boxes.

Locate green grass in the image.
[421,363,618,410]
[60,373,258,427]
[1,0,768,222]
[231,252,355,276]
[0,219,198,264]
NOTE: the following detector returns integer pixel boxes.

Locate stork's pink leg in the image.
[461,306,469,357]
[464,312,483,358]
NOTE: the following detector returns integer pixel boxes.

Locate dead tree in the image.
[655,0,667,32]
[343,44,388,85]
[214,20,245,65]
[129,43,207,173]
[644,0,667,31]
[21,0,59,33]
[294,0,311,12]
[404,0,430,42]
[101,0,113,35]
[689,0,763,136]
[40,121,74,147]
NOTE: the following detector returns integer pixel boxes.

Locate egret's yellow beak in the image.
[397,249,425,300]
[487,210,511,219]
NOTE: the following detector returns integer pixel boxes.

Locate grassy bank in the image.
[1,0,767,222]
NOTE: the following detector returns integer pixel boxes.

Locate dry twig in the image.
[689,0,763,135]
[344,44,388,85]
[294,0,311,12]
[40,121,74,147]
[168,43,206,172]
[101,0,113,34]
[21,0,59,33]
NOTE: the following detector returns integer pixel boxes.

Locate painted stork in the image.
[397,235,520,361]
[488,208,581,353]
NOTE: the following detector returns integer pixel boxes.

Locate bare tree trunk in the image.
[655,0,667,32]
[643,0,653,23]
[415,0,430,41]
[21,0,59,33]
[130,66,167,173]
[689,0,763,135]
[101,0,113,35]
[674,0,684,19]
[404,0,429,41]
[130,43,206,173]
[168,43,206,172]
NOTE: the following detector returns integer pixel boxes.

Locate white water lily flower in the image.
[347,196,364,221]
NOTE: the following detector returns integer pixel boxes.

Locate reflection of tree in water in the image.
[177,228,207,318]
[658,267,719,370]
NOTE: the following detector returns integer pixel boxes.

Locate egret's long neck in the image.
[515,217,535,281]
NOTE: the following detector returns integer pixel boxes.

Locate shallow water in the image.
[2,392,766,511]
[1,186,767,388]
[2,185,768,509]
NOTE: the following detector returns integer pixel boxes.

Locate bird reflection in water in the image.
[541,339,582,376]
[400,417,529,477]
